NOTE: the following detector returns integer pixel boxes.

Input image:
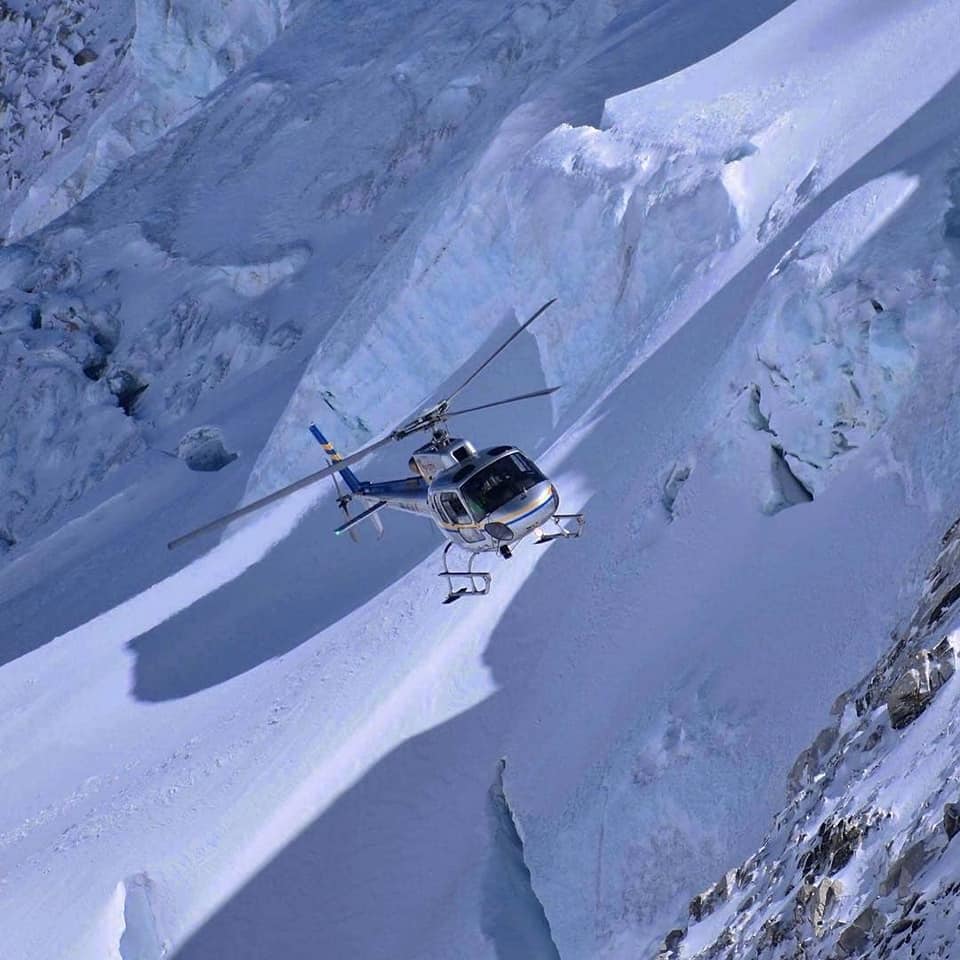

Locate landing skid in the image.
[440,542,491,603]
[535,513,585,544]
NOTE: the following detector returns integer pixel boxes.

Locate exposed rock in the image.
[82,355,107,381]
[943,802,960,840]
[757,917,787,951]
[72,47,98,66]
[656,927,686,959]
[714,928,734,950]
[927,582,960,627]
[688,889,711,923]
[930,636,957,679]
[798,816,865,877]
[837,923,868,955]
[880,839,935,898]
[735,853,759,888]
[788,723,839,794]
[886,640,957,729]
[689,869,738,922]
[796,877,841,936]
[860,726,883,752]
[837,906,883,956]
[106,368,149,416]
[889,916,912,935]
[887,668,927,729]
[665,927,685,950]
[662,459,693,519]
[656,517,960,960]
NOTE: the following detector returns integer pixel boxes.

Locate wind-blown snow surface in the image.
[4,1,960,958]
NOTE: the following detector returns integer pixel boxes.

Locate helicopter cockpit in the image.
[460,451,545,519]
[430,446,559,549]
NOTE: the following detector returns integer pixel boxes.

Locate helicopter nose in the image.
[488,482,556,538]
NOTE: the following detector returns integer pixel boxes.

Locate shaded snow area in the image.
[4,1,960,959]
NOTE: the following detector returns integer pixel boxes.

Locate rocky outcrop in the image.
[654,516,960,960]
[942,802,960,840]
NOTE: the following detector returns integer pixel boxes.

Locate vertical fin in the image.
[309,424,362,493]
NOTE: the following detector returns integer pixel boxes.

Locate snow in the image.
[666,529,960,959]
[4,1,960,958]
[0,0,295,241]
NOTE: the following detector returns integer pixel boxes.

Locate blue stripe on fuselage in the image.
[359,478,429,502]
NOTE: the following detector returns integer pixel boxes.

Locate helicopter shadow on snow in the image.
[128,319,555,702]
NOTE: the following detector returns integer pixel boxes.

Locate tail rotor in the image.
[311,423,384,541]
[331,472,361,543]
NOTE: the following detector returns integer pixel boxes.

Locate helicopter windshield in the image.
[460,453,545,520]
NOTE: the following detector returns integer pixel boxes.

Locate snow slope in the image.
[3,1,960,959]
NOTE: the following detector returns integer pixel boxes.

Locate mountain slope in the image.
[3,2,960,959]
[657,515,960,960]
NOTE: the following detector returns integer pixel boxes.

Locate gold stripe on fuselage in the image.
[436,486,554,531]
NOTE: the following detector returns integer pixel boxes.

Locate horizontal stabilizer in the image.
[335,500,388,537]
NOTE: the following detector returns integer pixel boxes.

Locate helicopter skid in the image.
[535,513,585,544]
[440,543,491,603]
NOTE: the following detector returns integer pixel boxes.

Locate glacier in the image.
[3,1,960,959]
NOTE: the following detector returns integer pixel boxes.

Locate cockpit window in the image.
[460,454,545,520]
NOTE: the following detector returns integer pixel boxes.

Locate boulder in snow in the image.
[176,426,237,472]
[73,47,98,66]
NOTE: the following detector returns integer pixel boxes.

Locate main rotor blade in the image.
[443,298,556,406]
[444,385,561,419]
[167,431,398,550]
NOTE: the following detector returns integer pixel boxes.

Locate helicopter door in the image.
[437,493,484,543]
[438,493,471,525]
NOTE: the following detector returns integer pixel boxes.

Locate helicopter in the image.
[168,298,584,602]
